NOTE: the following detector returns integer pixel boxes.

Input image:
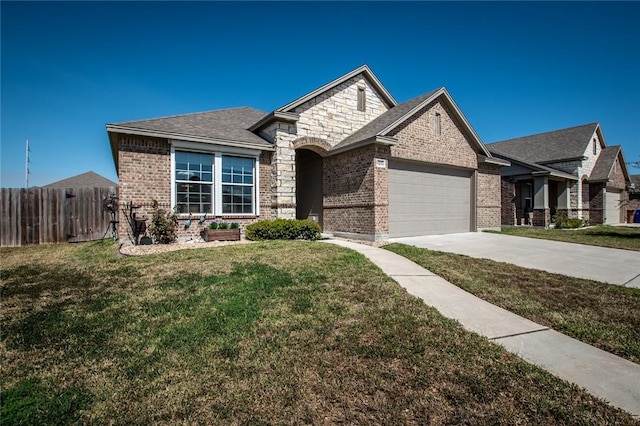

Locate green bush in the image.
[245,219,321,241]
[553,213,583,229]
[147,200,178,244]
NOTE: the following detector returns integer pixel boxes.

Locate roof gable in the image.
[276,65,397,113]
[590,145,631,183]
[487,123,600,164]
[107,107,271,148]
[43,171,117,188]
[332,87,491,157]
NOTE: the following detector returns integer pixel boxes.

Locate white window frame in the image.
[170,140,261,218]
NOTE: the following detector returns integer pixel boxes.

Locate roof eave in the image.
[478,154,510,167]
[328,135,397,156]
[248,111,300,132]
[277,65,398,112]
[106,125,275,152]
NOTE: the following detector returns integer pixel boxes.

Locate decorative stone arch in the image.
[292,137,331,156]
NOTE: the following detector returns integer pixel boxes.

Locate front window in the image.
[222,156,254,214]
[175,152,213,214]
[173,150,256,215]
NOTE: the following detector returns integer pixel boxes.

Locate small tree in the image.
[147,200,178,244]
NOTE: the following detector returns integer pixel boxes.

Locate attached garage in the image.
[605,188,622,224]
[388,160,474,237]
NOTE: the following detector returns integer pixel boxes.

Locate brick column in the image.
[533,176,550,227]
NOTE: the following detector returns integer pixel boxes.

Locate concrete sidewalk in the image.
[388,232,640,288]
[324,239,640,417]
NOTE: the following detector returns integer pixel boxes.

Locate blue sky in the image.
[2,1,639,188]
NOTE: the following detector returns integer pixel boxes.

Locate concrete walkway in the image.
[324,239,640,417]
[388,232,640,288]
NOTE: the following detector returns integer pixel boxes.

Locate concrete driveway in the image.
[388,232,640,288]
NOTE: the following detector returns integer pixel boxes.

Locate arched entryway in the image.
[295,148,323,228]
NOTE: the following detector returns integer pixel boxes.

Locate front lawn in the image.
[384,243,640,364]
[1,241,637,424]
[489,225,640,251]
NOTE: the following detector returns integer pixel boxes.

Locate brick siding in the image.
[477,163,502,229]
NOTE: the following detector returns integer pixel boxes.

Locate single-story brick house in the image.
[487,123,632,227]
[107,65,509,241]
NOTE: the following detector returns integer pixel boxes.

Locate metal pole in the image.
[25,140,30,188]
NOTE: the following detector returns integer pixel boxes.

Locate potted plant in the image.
[204,221,241,241]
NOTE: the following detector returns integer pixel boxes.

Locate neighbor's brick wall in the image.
[500,178,516,225]
[589,183,605,224]
[476,163,502,229]
[294,74,389,147]
[608,155,627,190]
[323,145,386,238]
[389,99,478,170]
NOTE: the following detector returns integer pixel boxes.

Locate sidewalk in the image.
[324,239,640,417]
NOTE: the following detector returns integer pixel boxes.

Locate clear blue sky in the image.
[2,1,639,188]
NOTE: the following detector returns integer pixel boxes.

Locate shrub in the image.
[553,213,583,229]
[209,222,237,229]
[245,219,321,241]
[147,200,178,244]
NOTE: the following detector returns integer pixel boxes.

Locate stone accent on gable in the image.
[293,75,389,147]
[477,163,502,229]
[388,99,478,170]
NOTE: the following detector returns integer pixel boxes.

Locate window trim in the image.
[170,140,260,217]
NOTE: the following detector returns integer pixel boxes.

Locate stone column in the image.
[533,176,550,227]
[273,125,297,219]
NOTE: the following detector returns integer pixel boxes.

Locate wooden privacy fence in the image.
[0,186,118,247]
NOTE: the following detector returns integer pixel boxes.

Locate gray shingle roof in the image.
[43,171,117,188]
[109,107,271,147]
[590,146,621,182]
[487,123,599,164]
[332,89,440,151]
[630,175,640,193]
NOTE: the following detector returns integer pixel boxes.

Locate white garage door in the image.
[605,189,622,224]
[388,160,473,237]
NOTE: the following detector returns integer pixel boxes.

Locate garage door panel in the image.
[389,161,472,237]
[605,189,621,224]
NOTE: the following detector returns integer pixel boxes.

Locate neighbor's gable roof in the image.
[106,107,272,149]
[43,171,117,188]
[276,64,398,113]
[489,151,578,181]
[487,123,600,164]
[331,87,492,157]
[590,145,631,183]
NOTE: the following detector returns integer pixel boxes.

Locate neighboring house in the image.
[629,175,640,213]
[43,171,117,188]
[106,65,508,241]
[487,123,631,227]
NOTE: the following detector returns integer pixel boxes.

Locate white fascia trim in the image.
[106,125,275,151]
[171,139,262,157]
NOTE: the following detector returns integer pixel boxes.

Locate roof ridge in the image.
[109,106,265,126]
[488,122,599,146]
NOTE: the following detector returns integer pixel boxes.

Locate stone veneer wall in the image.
[116,134,273,243]
[293,75,389,146]
[476,163,502,229]
[323,145,389,239]
[389,99,478,169]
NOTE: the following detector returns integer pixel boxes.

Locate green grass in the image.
[1,241,638,424]
[384,243,640,364]
[489,225,640,251]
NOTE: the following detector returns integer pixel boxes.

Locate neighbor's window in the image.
[175,151,213,214]
[435,112,442,136]
[222,156,254,214]
[357,86,366,111]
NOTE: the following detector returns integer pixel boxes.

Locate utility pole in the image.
[25,140,31,188]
